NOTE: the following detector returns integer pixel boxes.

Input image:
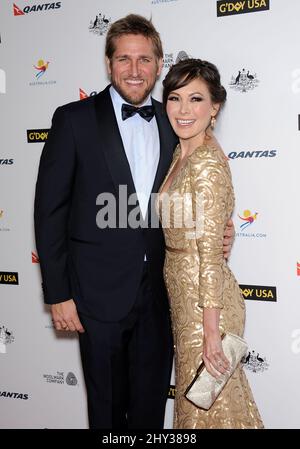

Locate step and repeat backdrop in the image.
[0,0,299,429]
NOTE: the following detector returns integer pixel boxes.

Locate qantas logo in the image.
[79,88,88,100]
[0,159,14,165]
[32,252,40,263]
[79,88,98,100]
[13,2,61,16]
[0,391,29,400]
[228,150,277,159]
[13,3,24,15]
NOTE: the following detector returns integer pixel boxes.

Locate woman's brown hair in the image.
[163,58,227,110]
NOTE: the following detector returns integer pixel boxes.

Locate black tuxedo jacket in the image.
[34,85,178,322]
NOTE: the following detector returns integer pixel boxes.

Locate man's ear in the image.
[105,56,112,76]
[156,58,163,77]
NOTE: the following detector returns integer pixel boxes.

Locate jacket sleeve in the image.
[191,147,233,309]
[34,106,76,304]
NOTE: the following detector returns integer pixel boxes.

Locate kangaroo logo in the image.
[33,59,50,79]
[238,209,258,230]
[242,350,269,373]
[230,68,259,93]
[0,326,15,354]
[89,13,111,36]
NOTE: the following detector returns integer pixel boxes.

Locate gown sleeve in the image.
[190,145,234,309]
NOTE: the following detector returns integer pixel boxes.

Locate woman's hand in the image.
[202,331,230,378]
[202,308,230,378]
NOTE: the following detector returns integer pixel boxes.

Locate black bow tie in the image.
[121,103,155,122]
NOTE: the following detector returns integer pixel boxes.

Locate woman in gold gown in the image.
[158,59,263,429]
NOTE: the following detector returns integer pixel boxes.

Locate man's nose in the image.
[129,60,139,77]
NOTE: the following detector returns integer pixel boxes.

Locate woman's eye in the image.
[191,97,203,102]
[168,96,179,101]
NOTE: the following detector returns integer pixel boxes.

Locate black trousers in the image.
[78,263,173,429]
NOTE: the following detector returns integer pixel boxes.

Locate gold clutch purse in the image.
[184,333,248,410]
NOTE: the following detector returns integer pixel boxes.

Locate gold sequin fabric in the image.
[158,136,264,429]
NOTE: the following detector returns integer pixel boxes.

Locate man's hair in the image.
[105,14,163,60]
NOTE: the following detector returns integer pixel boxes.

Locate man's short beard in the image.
[111,80,155,106]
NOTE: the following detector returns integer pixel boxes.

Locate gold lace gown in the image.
[158,136,264,429]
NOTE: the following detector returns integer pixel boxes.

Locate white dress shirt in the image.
[109,85,160,220]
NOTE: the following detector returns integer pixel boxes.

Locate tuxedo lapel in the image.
[94,86,137,199]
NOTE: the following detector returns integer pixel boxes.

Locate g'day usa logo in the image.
[240,284,277,302]
[168,385,176,399]
[13,2,62,16]
[27,129,49,143]
[217,0,269,17]
[0,271,19,285]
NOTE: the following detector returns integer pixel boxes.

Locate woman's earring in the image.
[210,116,216,130]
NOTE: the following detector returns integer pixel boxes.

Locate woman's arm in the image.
[191,147,233,377]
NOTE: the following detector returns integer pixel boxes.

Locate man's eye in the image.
[140,58,151,63]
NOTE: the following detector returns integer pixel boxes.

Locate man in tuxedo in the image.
[34,14,234,429]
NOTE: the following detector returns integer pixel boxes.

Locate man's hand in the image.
[223,218,235,260]
[51,299,85,333]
